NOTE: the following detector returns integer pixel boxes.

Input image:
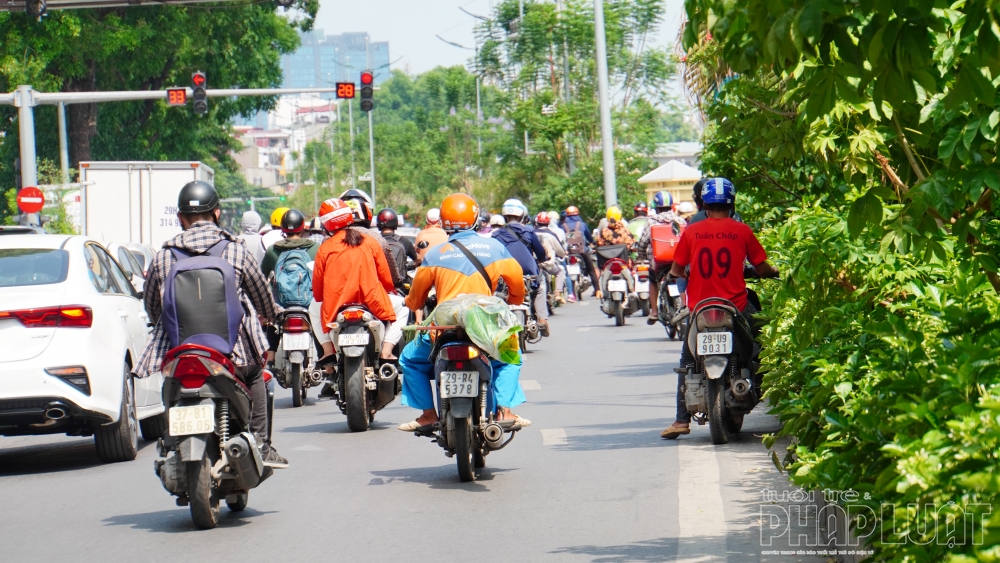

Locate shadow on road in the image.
[368,465,516,491]
[102,507,277,533]
[0,440,154,477]
[605,363,673,378]
[280,420,394,434]
[551,536,680,562]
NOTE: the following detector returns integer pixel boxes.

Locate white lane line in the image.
[520,379,541,390]
[292,445,323,451]
[676,444,728,562]
[577,300,591,306]
[577,327,592,332]
[541,428,567,446]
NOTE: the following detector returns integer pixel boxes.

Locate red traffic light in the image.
[192,71,206,87]
[360,71,374,85]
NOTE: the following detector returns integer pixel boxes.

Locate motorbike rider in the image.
[415,208,449,264]
[312,197,398,361]
[635,191,688,325]
[687,178,743,224]
[492,199,551,337]
[594,206,634,250]
[563,205,602,298]
[261,206,289,250]
[135,181,289,468]
[534,212,568,305]
[660,178,778,439]
[238,210,266,266]
[489,214,506,231]
[307,217,327,245]
[398,193,531,431]
[633,201,649,218]
[377,208,418,265]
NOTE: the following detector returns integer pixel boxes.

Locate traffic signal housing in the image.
[192,71,208,115]
[360,71,374,112]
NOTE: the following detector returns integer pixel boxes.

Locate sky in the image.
[312,0,687,76]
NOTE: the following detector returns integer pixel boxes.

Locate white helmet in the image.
[679,201,695,214]
[502,198,526,218]
[489,214,506,227]
[426,208,441,223]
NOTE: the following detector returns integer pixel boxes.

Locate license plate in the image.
[338,332,370,346]
[282,332,311,351]
[635,280,649,292]
[698,332,732,355]
[567,264,581,275]
[168,404,215,437]
[608,279,627,292]
[667,284,680,297]
[440,371,479,398]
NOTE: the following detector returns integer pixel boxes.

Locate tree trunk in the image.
[67,60,98,168]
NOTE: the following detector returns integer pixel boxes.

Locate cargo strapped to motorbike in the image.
[595,243,629,269]
[649,223,682,265]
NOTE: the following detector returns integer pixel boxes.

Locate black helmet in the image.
[376,208,399,230]
[339,189,373,205]
[177,181,219,214]
[633,201,648,216]
[281,209,306,234]
[692,178,708,206]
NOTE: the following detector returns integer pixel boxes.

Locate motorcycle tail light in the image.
[163,344,235,389]
[636,264,649,271]
[282,316,310,333]
[568,256,578,265]
[172,357,211,389]
[0,306,93,328]
[445,346,479,361]
[342,310,365,323]
[609,262,623,275]
[698,308,732,328]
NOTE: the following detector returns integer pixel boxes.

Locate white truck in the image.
[79,161,215,249]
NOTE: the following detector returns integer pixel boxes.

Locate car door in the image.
[116,246,145,293]
[89,244,155,405]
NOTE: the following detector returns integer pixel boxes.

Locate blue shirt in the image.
[563,216,593,244]
[491,222,546,276]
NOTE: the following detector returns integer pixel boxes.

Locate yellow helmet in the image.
[605,205,622,222]
[270,207,290,227]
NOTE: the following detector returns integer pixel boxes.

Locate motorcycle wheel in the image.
[226,492,248,512]
[707,379,730,445]
[186,455,220,529]
[519,331,527,352]
[640,301,650,318]
[665,322,677,340]
[454,416,475,482]
[614,303,625,327]
[291,363,304,408]
[345,356,369,432]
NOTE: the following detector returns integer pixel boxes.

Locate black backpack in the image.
[382,233,408,287]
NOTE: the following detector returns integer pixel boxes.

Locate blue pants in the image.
[400,333,526,412]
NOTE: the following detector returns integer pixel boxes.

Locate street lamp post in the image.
[592,0,617,207]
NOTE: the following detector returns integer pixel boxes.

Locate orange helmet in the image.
[534,211,550,225]
[318,198,354,232]
[565,205,579,216]
[439,193,480,232]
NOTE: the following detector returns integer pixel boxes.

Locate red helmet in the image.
[534,211,550,225]
[565,205,579,216]
[439,193,479,232]
[318,198,353,232]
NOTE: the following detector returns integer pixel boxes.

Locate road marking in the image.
[541,428,567,446]
[577,327,592,332]
[520,379,541,390]
[676,444,727,562]
[292,444,323,451]
[577,300,591,306]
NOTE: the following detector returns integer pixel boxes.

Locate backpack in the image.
[382,234,408,286]
[272,247,313,307]
[162,240,243,355]
[650,223,682,264]
[566,222,587,254]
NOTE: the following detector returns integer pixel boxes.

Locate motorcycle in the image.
[633,260,651,318]
[412,326,522,482]
[327,305,401,432]
[153,343,272,529]
[497,276,541,351]
[596,244,638,326]
[273,307,321,408]
[681,273,773,444]
[656,270,688,340]
[565,254,592,300]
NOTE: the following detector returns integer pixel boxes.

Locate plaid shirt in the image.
[636,211,687,261]
[135,221,280,378]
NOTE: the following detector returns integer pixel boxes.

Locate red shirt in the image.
[673,217,767,311]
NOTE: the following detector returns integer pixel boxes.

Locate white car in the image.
[105,242,147,293]
[0,235,166,463]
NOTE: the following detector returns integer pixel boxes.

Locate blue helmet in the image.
[701,178,736,205]
[652,191,673,209]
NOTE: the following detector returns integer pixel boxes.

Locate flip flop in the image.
[646,315,658,325]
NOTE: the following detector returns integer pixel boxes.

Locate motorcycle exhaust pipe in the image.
[224,433,264,490]
[308,369,325,385]
[483,423,505,449]
[379,363,399,381]
[45,404,68,420]
[732,379,753,398]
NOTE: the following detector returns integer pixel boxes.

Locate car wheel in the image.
[95,364,139,462]
[139,412,167,441]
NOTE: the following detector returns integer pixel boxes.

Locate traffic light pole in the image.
[367,110,376,207]
[593,0,618,207]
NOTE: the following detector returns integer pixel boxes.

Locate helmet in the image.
[309,217,324,231]
[701,177,736,205]
[678,201,695,214]
[692,178,708,204]
[426,208,441,224]
[535,211,550,226]
[502,198,526,218]
[376,208,399,230]
[339,189,374,226]
[478,210,491,228]
[652,191,674,209]
[177,181,220,214]
[270,206,290,227]
[565,205,579,216]
[606,206,623,222]
[439,193,480,232]
[489,214,506,227]
[280,209,306,234]
[339,188,372,204]
[318,198,354,232]
[633,201,648,216]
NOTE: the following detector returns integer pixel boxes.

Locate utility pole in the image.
[367,110,376,207]
[13,86,38,193]
[592,0,617,207]
[558,0,575,174]
[57,102,69,184]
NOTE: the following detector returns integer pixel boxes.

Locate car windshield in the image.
[0,249,70,287]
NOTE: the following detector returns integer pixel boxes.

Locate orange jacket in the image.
[406,230,525,311]
[415,225,449,262]
[313,229,396,332]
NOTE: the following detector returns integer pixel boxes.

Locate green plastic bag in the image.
[422,294,522,364]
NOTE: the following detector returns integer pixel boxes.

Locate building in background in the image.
[281,30,390,97]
